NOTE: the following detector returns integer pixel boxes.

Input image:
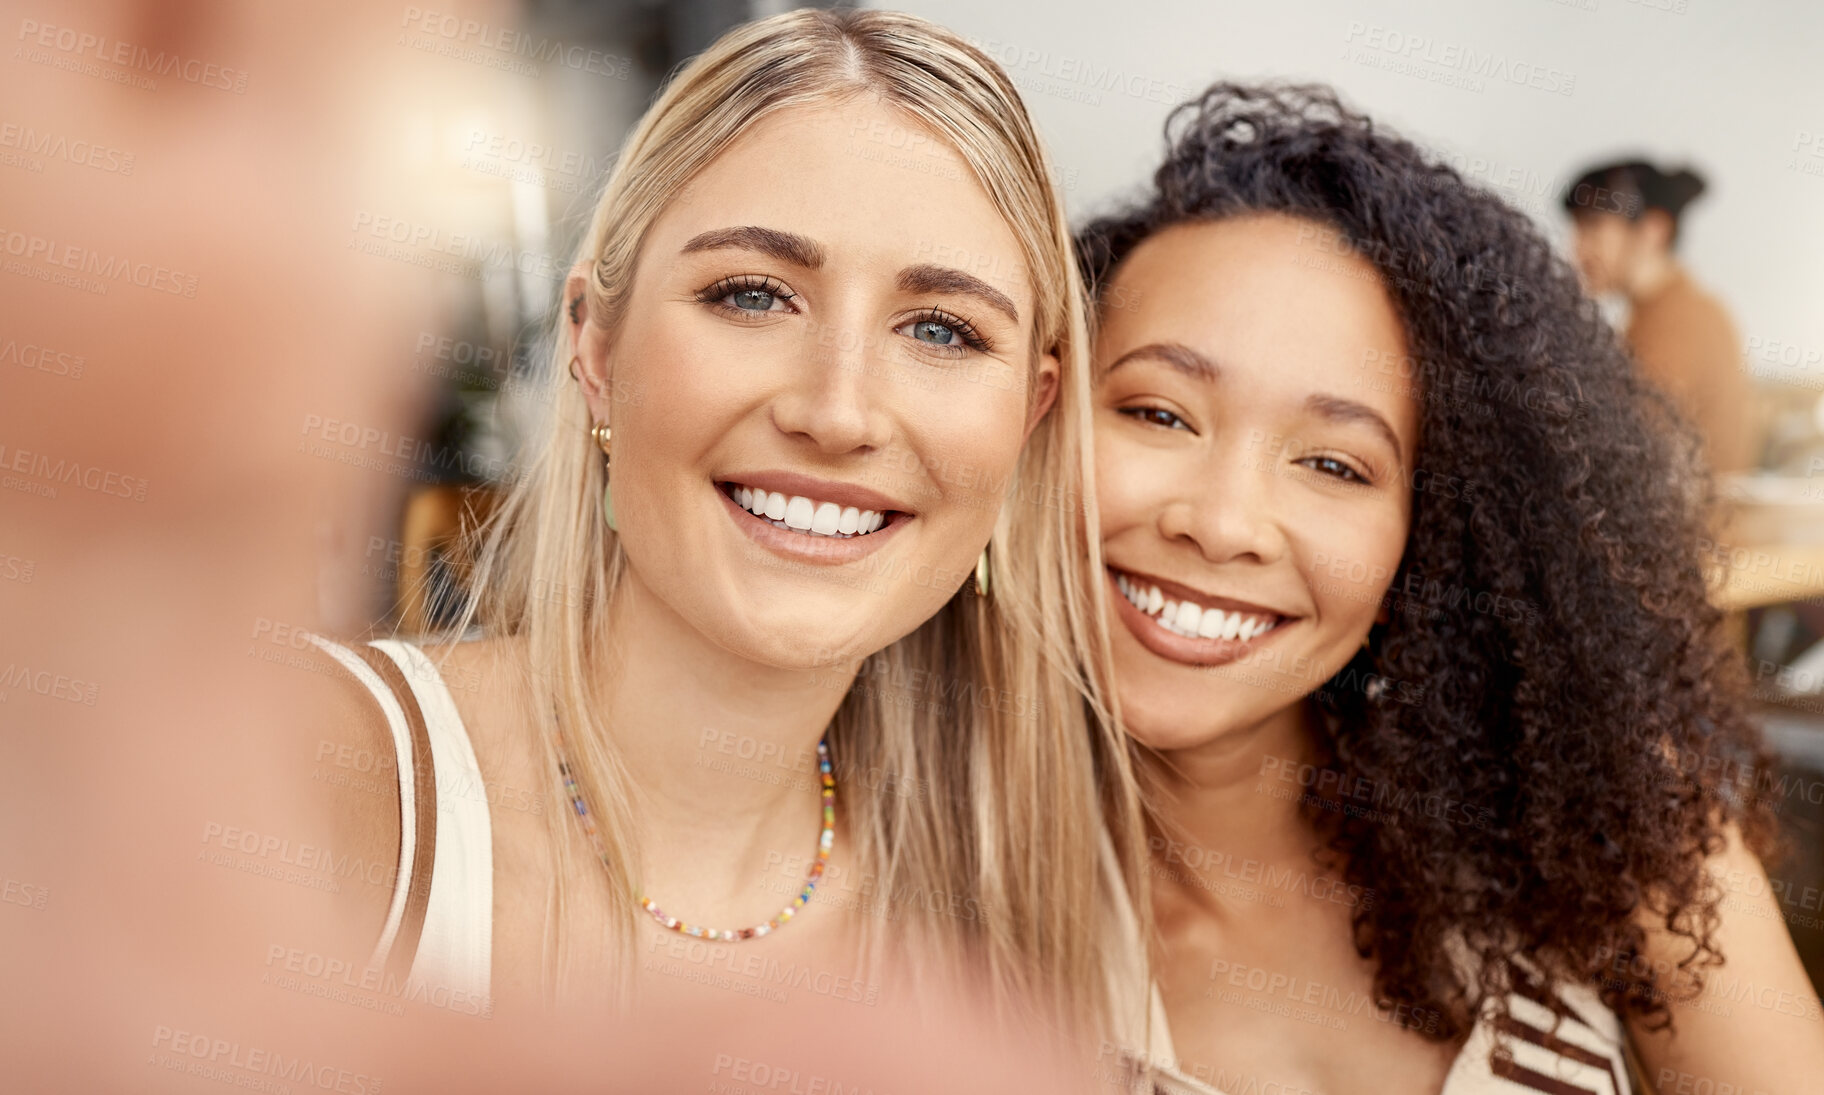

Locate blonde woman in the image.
[300,7,1143,1037]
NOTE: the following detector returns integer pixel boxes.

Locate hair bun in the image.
[1562,158,1708,221]
[1659,167,1707,212]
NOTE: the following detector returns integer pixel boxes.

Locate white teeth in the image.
[1114,570,1282,643]
[1197,607,1223,639]
[725,484,895,539]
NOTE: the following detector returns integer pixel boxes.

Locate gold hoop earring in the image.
[589,422,612,460]
[973,544,991,598]
[568,354,583,383]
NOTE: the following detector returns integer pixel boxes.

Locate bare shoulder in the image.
[417,633,542,790]
[1628,824,1824,1091]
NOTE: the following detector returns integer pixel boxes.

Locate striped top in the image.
[1102,899,1640,1095]
[1129,978,1638,1095]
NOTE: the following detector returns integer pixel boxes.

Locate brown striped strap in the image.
[1491,1011,1626,1094]
[350,642,438,983]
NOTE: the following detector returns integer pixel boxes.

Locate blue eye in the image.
[695,275,795,315]
[895,310,990,355]
[913,319,955,345]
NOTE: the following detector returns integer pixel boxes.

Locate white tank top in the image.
[311,636,494,1006]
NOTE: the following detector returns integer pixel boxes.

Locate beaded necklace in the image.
[556,733,836,941]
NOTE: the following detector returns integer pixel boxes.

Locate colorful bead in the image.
[556,732,836,943]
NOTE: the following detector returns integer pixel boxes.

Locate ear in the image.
[565,261,614,423]
[1022,348,1062,444]
[1638,209,1675,252]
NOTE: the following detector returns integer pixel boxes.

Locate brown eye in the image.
[1121,406,1189,431]
[1301,455,1367,483]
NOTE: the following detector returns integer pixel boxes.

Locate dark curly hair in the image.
[1078,82,1779,1042]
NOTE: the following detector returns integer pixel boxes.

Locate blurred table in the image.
[1711,476,1824,612]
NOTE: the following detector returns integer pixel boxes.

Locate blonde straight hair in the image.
[440,7,1143,1028]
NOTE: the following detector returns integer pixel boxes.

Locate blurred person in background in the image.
[1564,159,1757,474]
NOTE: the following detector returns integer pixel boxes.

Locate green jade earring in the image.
[569,345,618,533]
[589,421,616,531]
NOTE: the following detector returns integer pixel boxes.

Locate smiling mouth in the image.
[1110,566,1290,643]
[719,481,900,539]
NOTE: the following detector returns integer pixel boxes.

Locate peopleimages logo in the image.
[396,7,632,79]
[264,944,493,1018]
[0,663,100,705]
[0,227,199,297]
[0,225,200,295]
[0,121,135,175]
[148,1025,381,1093]
[348,211,563,282]
[0,443,149,501]
[15,19,249,92]
[0,338,86,378]
[1342,22,1577,96]
[964,36,1191,106]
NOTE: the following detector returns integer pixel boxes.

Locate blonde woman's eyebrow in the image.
[680,225,827,269]
[897,263,1019,324]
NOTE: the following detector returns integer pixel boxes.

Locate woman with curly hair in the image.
[1081,83,1824,1094]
